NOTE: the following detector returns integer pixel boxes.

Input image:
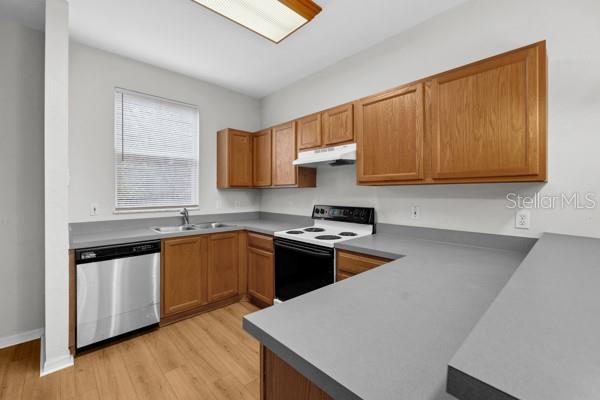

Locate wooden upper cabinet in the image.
[272,122,298,186]
[297,113,322,150]
[162,236,207,317]
[207,232,239,303]
[253,129,272,187]
[356,83,425,184]
[217,129,253,188]
[429,42,547,181]
[322,103,354,146]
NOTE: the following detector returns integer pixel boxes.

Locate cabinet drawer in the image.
[336,250,391,275]
[248,232,273,252]
[336,271,353,281]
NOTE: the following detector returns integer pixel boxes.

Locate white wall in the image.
[43,0,72,374]
[260,0,600,239]
[0,21,45,341]
[68,42,262,223]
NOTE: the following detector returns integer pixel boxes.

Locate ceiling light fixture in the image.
[191,0,322,43]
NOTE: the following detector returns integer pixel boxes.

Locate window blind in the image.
[114,89,199,210]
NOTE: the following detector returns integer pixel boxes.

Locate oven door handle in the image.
[275,243,332,257]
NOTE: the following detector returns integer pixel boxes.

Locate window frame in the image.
[113,87,201,213]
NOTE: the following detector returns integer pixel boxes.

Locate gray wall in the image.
[259,0,600,239]
[0,21,45,339]
[68,42,262,223]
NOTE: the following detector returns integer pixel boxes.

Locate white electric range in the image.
[273,205,375,302]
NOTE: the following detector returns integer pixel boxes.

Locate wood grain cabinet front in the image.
[161,236,207,317]
[253,129,272,187]
[247,232,274,306]
[322,103,354,146]
[207,232,240,303]
[262,346,333,400]
[272,122,317,188]
[296,113,322,150]
[217,128,253,188]
[428,42,547,182]
[356,83,425,184]
[336,250,392,281]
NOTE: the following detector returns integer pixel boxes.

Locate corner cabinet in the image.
[356,83,425,184]
[428,42,547,182]
[217,129,253,188]
[272,122,317,187]
[253,129,272,187]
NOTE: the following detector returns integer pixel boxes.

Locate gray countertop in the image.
[244,233,529,400]
[448,233,600,400]
[69,218,302,249]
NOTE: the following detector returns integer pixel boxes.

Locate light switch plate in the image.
[90,203,99,216]
[411,206,421,219]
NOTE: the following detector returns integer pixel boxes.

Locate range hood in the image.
[293,143,356,167]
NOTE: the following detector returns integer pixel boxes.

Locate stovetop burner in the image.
[286,230,304,234]
[339,232,358,236]
[315,235,342,240]
[304,227,325,232]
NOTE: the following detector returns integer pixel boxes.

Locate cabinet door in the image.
[253,129,272,187]
[356,83,424,184]
[162,236,206,316]
[228,130,253,187]
[322,103,353,146]
[207,232,239,303]
[272,122,297,186]
[297,113,322,150]
[248,246,274,306]
[429,43,546,180]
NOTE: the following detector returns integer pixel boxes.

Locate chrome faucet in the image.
[180,208,190,226]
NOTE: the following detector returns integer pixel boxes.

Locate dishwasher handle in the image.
[76,240,161,264]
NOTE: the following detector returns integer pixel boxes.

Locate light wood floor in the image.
[0,302,261,400]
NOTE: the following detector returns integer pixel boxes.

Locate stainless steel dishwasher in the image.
[75,240,160,348]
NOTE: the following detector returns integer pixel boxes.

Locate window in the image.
[114,89,199,211]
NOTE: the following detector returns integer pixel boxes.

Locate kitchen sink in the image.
[193,222,235,229]
[151,225,201,233]
[151,222,235,233]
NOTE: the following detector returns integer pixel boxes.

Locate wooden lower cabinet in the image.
[162,236,208,317]
[161,231,240,324]
[207,232,240,303]
[262,346,333,400]
[247,232,275,306]
[336,250,392,281]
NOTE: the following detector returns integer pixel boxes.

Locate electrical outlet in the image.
[411,206,421,220]
[515,209,531,229]
[216,199,222,209]
[234,200,241,208]
[90,203,99,216]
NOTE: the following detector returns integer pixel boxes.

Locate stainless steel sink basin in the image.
[193,222,235,229]
[151,223,235,233]
[151,225,200,233]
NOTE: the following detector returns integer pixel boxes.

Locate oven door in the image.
[274,238,334,301]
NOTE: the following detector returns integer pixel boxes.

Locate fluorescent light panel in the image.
[193,0,313,43]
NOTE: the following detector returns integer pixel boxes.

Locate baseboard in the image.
[40,333,74,377]
[0,328,43,349]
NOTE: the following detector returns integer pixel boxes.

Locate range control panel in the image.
[311,205,375,225]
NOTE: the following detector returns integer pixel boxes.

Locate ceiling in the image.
[2,0,468,98]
